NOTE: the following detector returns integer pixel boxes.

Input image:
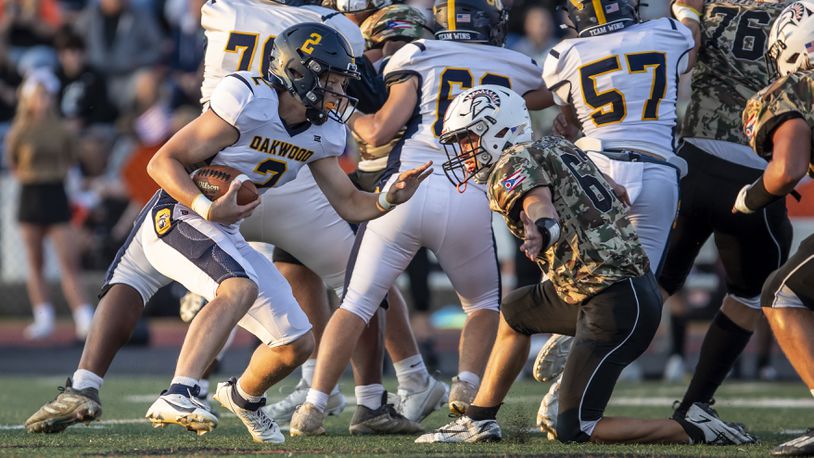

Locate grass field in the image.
[2,375,813,456]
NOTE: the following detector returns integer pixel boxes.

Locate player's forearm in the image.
[764,119,812,195]
[521,187,558,222]
[334,189,390,224]
[763,157,807,197]
[524,87,555,111]
[146,152,203,208]
[350,112,400,147]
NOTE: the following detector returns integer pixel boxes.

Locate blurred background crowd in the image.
[0,0,807,382]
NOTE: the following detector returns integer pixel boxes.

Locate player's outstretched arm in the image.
[147,109,260,223]
[524,85,555,111]
[733,118,811,214]
[349,76,419,147]
[309,156,433,224]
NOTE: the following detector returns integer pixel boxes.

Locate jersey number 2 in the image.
[579,51,666,126]
[432,68,512,137]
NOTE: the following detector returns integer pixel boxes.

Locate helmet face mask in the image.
[440,85,532,189]
[269,23,361,124]
[766,1,814,78]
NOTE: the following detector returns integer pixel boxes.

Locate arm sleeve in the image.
[541,44,572,106]
[488,146,553,225]
[383,42,422,87]
[209,72,274,134]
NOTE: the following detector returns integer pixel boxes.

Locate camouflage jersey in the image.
[681,0,792,144]
[488,136,649,304]
[743,69,814,174]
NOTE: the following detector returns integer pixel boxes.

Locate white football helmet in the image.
[767,0,814,77]
[439,85,532,187]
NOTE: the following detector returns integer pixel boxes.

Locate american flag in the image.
[386,20,413,30]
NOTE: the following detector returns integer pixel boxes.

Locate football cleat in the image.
[448,376,477,416]
[536,373,561,440]
[397,376,448,423]
[679,402,757,445]
[771,429,814,456]
[289,402,326,436]
[25,378,102,433]
[533,334,573,383]
[348,392,423,435]
[415,416,501,443]
[145,387,218,436]
[264,379,346,424]
[179,292,207,323]
[213,378,284,443]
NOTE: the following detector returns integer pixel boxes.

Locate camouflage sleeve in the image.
[743,76,807,156]
[487,146,553,225]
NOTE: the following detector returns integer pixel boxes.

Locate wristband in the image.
[191,193,213,220]
[744,177,784,211]
[534,217,561,252]
[672,2,701,24]
[377,192,395,212]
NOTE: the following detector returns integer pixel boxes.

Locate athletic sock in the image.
[466,404,501,421]
[394,354,430,393]
[236,378,264,403]
[72,369,103,391]
[677,311,752,414]
[457,371,481,388]
[198,380,210,398]
[670,312,687,358]
[301,359,316,386]
[167,376,199,396]
[354,384,385,410]
[305,389,329,412]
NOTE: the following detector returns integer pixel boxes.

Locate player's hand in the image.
[554,112,580,141]
[208,179,261,224]
[386,161,434,205]
[603,173,631,207]
[732,184,755,214]
[519,211,543,261]
[675,0,704,12]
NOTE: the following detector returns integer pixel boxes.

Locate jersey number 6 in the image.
[433,68,512,137]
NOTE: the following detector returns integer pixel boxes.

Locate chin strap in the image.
[456,182,468,194]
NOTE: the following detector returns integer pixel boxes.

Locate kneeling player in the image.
[733,3,814,455]
[417,86,755,445]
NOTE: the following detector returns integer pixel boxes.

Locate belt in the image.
[594,149,689,179]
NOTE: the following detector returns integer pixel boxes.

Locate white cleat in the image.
[663,354,686,382]
[145,390,218,436]
[213,378,284,443]
[681,402,757,445]
[536,373,561,440]
[263,379,345,424]
[533,334,573,382]
[397,376,448,423]
[415,416,502,443]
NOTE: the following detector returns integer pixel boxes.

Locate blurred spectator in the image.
[53,26,118,129]
[119,68,171,146]
[0,41,21,162]
[76,0,165,109]
[0,0,62,56]
[3,70,93,341]
[510,5,556,65]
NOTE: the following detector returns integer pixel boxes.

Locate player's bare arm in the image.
[523,85,555,111]
[672,0,703,71]
[349,76,418,146]
[733,118,811,214]
[308,155,433,223]
[146,109,260,225]
[518,186,559,261]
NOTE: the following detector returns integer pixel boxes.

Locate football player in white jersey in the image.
[289,0,554,436]
[533,0,700,438]
[25,24,432,443]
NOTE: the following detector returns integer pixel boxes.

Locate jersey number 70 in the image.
[225,31,276,76]
[433,68,512,137]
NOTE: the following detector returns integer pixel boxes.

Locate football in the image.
[191,165,259,205]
